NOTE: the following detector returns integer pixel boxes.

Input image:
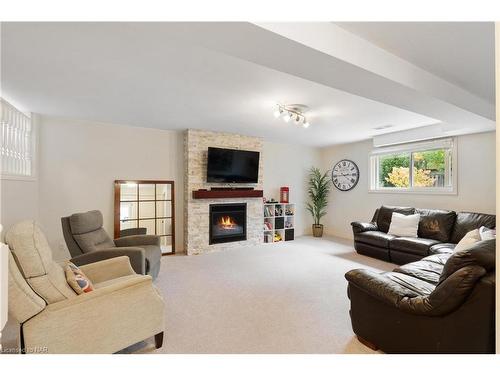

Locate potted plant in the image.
[306,167,331,237]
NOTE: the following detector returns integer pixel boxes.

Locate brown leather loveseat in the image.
[351,205,495,264]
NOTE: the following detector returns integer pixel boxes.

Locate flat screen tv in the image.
[207,147,260,183]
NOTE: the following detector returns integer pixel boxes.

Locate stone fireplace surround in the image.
[184,129,264,255]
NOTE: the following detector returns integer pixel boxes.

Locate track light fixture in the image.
[273,104,311,128]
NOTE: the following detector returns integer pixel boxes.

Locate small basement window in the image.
[1,98,35,179]
[369,138,456,194]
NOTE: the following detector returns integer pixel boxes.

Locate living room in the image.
[0,3,499,372]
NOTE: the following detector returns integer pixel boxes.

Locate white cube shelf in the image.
[263,203,295,243]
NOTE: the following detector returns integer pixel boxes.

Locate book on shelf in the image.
[263,221,273,230]
[264,206,274,217]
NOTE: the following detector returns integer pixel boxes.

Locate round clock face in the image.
[332,159,359,191]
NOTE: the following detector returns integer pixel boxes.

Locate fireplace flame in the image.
[218,215,237,229]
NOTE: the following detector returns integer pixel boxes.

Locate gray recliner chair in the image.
[61,210,162,279]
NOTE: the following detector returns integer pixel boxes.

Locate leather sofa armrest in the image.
[351,221,378,234]
[398,265,487,316]
[345,269,418,307]
[70,247,146,276]
[114,234,161,247]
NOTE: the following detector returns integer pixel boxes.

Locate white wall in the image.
[263,141,321,236]
[37,116,184,260]
[0,179,39,238]
[320,131,496,239]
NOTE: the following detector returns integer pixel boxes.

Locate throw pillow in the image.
[388,212,420,237]
[65,262,94,294]
[454,229,481,252]
[479,226,496,241]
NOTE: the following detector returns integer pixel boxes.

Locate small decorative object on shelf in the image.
[280,186,289,203]
[265,198,278,203]
[263,202,295,243]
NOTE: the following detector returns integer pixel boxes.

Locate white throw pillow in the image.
[388,212,420,237]
[454,229,481,252]
[479,226,496,241]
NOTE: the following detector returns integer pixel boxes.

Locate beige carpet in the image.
[2,236,395,354]
[128,236,394,354]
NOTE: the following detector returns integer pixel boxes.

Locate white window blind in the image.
[0,98,33,177]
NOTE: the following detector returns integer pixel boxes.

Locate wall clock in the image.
[331,159,359,191]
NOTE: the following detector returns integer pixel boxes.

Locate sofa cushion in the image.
[354,231,395,248]
[438,238,495,284]
[430,243,455,254]
[454,229,481,252]
[394,258,445,285]
[390,237,440,256]
[479,226,496,240]
[450,212,496,244]
[416,208,456,242]
[70,210,104,235]
[6,220,77,304]
[73,228,115,254]
[376,206,415,233]
[388,213,420,237]
[386,272,436,296]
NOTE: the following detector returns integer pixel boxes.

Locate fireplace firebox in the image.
[209,203,247,245]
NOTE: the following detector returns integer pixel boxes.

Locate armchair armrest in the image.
[70,247,146,275]
[46,274,153,312]
[351,221,378,234]
[79,256,136,284]
[114,234,161,247]
[345,269,418,308]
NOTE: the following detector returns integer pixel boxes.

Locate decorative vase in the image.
[312,224,323,237]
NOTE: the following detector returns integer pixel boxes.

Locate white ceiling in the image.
[0,22,494,147]
[336,22,495,103]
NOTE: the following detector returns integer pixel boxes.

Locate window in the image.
[1,98,34,178]
[370,138,455,194]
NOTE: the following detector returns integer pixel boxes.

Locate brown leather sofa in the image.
[345,238,495,353]
[351,205,495,264]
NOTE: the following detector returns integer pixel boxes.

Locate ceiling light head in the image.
[273,106,283,118]
[274,103,311,127]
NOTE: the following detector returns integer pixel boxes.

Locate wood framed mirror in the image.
[114,180,175,255]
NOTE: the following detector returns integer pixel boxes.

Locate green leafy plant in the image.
[306,167,331,225]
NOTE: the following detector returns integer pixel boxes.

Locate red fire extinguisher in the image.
[280,187,289,203]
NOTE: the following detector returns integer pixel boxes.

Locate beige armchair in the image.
[6,220,165,354]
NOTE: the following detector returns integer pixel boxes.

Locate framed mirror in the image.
[114,180,175,255]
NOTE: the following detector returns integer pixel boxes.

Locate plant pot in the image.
[312,224,324,237]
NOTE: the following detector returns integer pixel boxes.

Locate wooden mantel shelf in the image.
[192,189,264,199]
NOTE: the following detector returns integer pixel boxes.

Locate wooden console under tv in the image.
[192,189,264,199]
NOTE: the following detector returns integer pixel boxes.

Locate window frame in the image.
[0,99,37,181]
[369,138,457,195]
